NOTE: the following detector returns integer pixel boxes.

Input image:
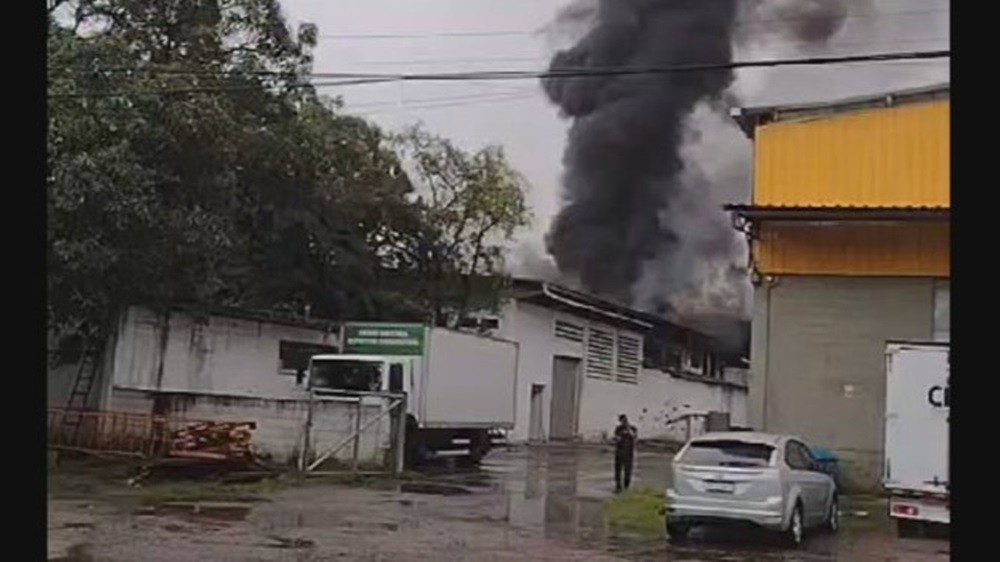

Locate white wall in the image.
[108,388,393,467]
[111,307,338,399]
[498,301,585,442]
[499,300,748,444]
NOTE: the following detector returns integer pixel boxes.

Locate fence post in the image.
[352,399,362,472]
[300,390,315,472]
[393,395,407,475]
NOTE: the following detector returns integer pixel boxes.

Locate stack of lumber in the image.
[169,421,257,461]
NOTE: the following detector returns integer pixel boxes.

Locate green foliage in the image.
[47,1,530,338]
[392,125,531,324]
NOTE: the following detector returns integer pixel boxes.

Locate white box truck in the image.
[306,323,518,465]
[883,341,949,537]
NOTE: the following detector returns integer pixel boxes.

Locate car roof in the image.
[687,431,801,446]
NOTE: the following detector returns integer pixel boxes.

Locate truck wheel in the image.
[784,503,804,547]
[897,519,924,539]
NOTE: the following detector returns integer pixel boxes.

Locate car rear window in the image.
[679,440,775,468]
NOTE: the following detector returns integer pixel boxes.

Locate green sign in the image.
[343,323,425,356]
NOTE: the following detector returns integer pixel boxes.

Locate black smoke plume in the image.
[542,0,740,307]
[541,0,853,346]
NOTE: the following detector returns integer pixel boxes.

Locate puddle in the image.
[399,482,472,496]
[262,535,315,549]
[49,544,94,562]
[151,502,253,522]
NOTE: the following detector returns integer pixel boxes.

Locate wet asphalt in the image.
[47,444,951,561]
[476,445,950,561]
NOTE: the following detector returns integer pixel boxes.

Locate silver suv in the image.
[665,432,838,546]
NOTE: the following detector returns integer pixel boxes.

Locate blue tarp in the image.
[810,447,841,486]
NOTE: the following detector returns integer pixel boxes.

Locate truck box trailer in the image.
[883,341,949,536]
[306,323,518,465]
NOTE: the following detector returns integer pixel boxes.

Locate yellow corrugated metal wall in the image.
[755,222,949,277]
[754,100,949,208]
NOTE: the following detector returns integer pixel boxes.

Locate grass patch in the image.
[604,487,664,536]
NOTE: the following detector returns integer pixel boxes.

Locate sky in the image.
[276,0,949,276]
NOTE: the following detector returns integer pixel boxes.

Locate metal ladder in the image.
[60,340,102,442]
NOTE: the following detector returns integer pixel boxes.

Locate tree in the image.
[47,1,532,343]
[391,126,532,325]
[47,1,404,335]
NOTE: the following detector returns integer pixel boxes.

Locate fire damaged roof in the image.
[730,82,949,139]
[509,278,749,359]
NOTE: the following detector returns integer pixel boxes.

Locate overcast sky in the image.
[277,0,949,274]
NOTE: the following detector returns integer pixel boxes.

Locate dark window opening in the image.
[388,363,404,393]
[680,440,775,468]
[280,341,337,375]
[310,360,383,392]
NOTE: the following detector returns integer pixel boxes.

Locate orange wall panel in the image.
[754,101,949,208]
[755,222,950,277]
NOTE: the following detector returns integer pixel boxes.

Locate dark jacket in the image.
[614,424,637,456]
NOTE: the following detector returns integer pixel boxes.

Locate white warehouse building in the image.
[483,279,749,444]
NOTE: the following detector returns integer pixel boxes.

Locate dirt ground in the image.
[47,446,950,561]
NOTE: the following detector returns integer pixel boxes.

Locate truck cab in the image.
[305,354,413,399]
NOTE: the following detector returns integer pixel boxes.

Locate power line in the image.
[302,36,950,70]
[48,49,949,99]
[313,8,948,41]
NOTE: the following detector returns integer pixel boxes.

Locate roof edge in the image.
[731,82,950,139]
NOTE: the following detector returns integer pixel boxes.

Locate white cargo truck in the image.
[305,323,519,465]
[883,341,949,537]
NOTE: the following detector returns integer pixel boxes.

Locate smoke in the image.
[542,0,741,311]
[540,0,945,344]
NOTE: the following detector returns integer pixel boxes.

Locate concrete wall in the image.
[750,276,936,490]
[110,306,338,400]
[109,388,394,467]
[499,301,747,444]
[579,368,747,443]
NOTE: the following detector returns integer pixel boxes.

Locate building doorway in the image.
[549,356,582,440]
[529,384,545,442]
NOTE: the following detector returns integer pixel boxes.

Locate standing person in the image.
[614,414,637,492]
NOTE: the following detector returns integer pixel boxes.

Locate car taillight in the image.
[893,504,919,517]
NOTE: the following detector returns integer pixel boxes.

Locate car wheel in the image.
[825,495,839,533]
[666,521,690,543]
[785,503,804,547]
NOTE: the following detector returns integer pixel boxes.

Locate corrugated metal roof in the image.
[731,82,949,139]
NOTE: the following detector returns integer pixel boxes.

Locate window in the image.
[388,363,404,393]
[785,441,814,470]
[555,320,585,342]
[279,341,338,375]
[615,334,641,384]
[458,316,501,332]
[585,327,614,379]
[679,440,775,468]
[933,280,949,342]
[309,359,383,392]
